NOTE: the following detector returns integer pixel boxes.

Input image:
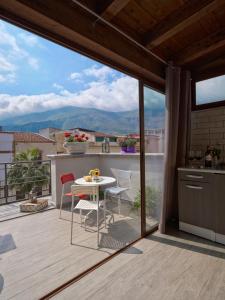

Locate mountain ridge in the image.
[1,106,164,134]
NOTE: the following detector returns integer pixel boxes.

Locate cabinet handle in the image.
[186,185,203,190]
[186,174,204,179]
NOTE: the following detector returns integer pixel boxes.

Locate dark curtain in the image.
[159,64,191,233]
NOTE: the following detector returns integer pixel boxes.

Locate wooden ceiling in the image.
[1,0,225,88]
[94,0,225,81]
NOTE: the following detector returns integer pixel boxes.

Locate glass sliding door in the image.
[144,85,165,232]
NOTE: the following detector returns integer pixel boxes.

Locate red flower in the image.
[64,132,71,137]
[81,133,85,138]
[86,137,89,140]
[74,134,79,138]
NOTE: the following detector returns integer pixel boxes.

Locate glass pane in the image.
[196,75,225,105]
[0,19,141,299]
[144,86,165,231]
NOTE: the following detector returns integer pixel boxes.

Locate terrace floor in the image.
[54,227,225,300]
[0,201,146,300]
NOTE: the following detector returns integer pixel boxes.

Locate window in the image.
[195,74,225,108]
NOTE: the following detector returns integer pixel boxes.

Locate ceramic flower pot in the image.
[63,142,89,154]
[121,146,127,153]
[126,146,136,153]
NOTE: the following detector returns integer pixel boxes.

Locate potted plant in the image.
[134,186,159,218]
[7,148,50,201]
[126,138,137,153]
[63,132,89,154]
[117,137,128,153]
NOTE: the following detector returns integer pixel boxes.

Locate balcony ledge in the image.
[47,152,164,159]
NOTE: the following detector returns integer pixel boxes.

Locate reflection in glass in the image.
[144,86,165,232]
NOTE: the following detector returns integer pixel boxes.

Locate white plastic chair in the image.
[70,185,105,246]
[104,168,132,215]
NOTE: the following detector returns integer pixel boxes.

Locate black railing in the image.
[0,160,51,205]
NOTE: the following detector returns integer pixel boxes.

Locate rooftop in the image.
[0,131,55,143]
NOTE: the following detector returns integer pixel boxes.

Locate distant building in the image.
[39,127,61,140]
[40,127,120,153]
[0,131,56,203]
[0,131,56,161]
[127,128,164,153]
[69,128,117,142]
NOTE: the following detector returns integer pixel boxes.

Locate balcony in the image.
[0,152,163,299]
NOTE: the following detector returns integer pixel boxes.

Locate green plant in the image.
[134,186,159,216]
[117,137,127,147]
[7,148,50,197]
[212,148,221,159]
[126,138,137,147]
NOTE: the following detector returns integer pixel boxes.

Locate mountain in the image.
[1,106,165,134]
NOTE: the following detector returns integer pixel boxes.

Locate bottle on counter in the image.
[205,146,212,168]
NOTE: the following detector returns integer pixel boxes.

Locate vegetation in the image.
[7,148,50,198]
[126,138,137,147]
[134,186,159,216]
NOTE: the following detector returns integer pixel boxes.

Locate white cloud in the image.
[52,83,64,90]
[0,54,16,83]
[18,32,40,47]
[83,65,113,79]
[69,72,81,80]
[0,22,22,55]
[0,20,40,82]
[0,55,16,72]
[0,76,139,118]
[27,57,39,70]
[196,75,225,104]
[68,72,83,84]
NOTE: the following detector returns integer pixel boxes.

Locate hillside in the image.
[1,106,165,134]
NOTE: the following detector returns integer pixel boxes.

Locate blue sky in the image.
[0,19,165,119]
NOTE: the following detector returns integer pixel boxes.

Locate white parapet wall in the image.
[47,153,164,207]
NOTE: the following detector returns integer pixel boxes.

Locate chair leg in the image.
[59,187,64,218]
[71,196,74,245]
[118,194,121,215]
[80,209,82,226]
[104,191,107,228]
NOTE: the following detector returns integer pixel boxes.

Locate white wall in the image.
[48,153,164,208]
[0,133,14,189]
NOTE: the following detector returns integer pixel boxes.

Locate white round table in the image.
[75,176,116,186]
[74,176,116,246]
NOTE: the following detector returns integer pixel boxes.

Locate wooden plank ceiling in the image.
[1,0,225,84]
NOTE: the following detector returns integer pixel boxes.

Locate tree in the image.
[7,148,50,200]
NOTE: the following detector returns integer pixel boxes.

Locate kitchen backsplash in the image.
[191,107,225,161]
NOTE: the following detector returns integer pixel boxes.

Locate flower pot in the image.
[126,146,136,153]
[63,142,89,154]
[121,146,127,153]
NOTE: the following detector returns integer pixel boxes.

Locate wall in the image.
[191,107,225,161]
[48,153,164,207]
[15,142,56,160]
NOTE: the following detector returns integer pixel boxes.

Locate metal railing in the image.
[0,160,51,205]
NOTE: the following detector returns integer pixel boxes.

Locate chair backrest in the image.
[71,184,99,197]
[110,168,132,188]
[61,173,75,185]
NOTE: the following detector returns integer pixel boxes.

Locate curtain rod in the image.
[71,0,168,66]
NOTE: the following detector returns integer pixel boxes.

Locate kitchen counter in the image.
[178,167,225,175]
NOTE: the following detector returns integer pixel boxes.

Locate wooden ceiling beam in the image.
[98,0,130,21]
[0,0,165,87]
[175,28,225,65]
[193,62,225,81]
[144,0,224,49]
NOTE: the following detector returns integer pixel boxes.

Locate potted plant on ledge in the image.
[63,132,89,154]
[126,138,137,153]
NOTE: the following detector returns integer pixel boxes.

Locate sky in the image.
[0,19,165,119]
[196,75,225,105]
